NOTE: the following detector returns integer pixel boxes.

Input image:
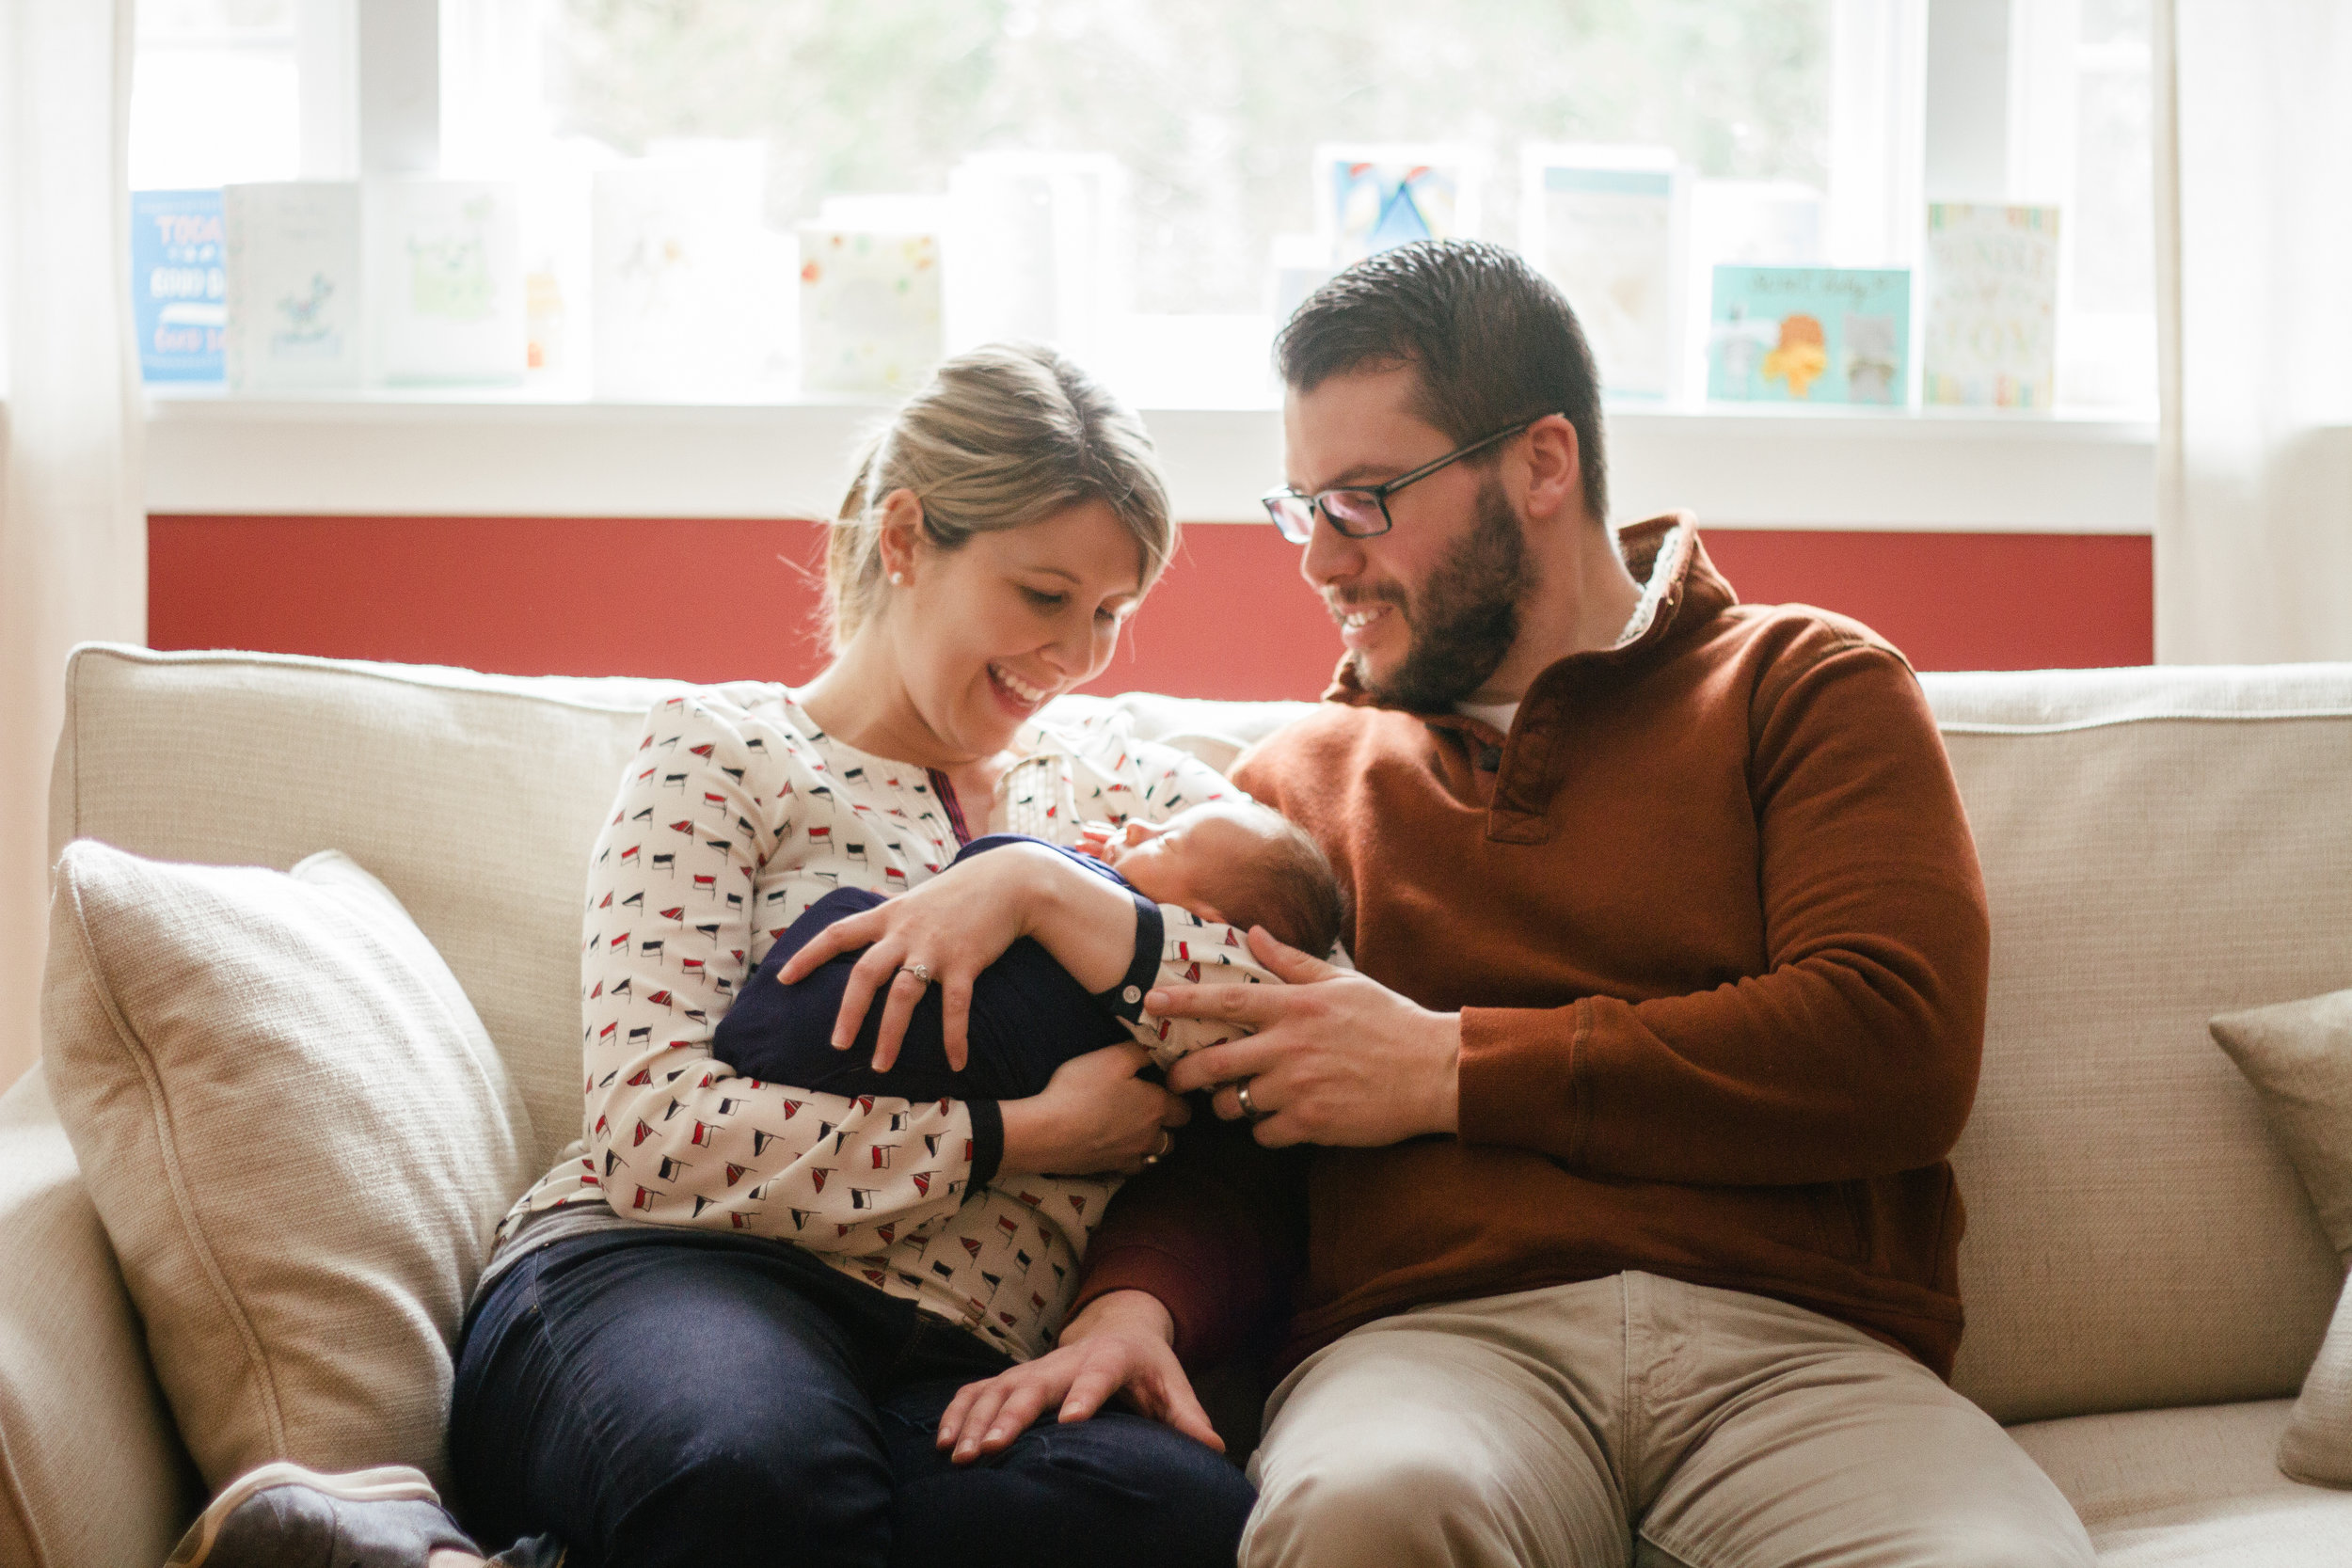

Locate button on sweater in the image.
[1073,516,1992,1378]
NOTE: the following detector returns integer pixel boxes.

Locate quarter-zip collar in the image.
[1319,513,1737,842]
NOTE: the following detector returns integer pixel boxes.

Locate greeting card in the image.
[946,151,1125,362]
[590,150,768,398]
[1521,147,1686,402]
[799,228,944,397]
[1708,266,1911,405]
[131,190,227,383]
[364,179,525,384]
[1923,203,2060,408]
[1315,145,1479,267]
[223,182,363,391]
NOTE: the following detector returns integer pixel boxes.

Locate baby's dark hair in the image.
[1216,803,1347,959]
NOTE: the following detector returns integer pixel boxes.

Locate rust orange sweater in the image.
[1073,517,1991,1378]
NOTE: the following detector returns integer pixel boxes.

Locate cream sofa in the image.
[4,642,2350,1566]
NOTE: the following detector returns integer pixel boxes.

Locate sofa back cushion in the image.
[44,646,2352,1427]
[50,647,711,1167]
[1924,665,2352,1422]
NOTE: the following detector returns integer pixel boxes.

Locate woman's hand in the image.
[999,1042,1189,1178]
[772,839,1142,1072]
[936,1291,1219,1465]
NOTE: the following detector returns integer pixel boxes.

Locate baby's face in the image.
[1088,801,1277,925]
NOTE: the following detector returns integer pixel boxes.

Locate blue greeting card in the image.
[1708,265,1910,405]
[130,189,226,383]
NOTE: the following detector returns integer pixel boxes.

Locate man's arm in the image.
[1458,641,1987,1184]
[1167,642,1989,1187]
[1070,1112,1308,1368]
[930,1111,1307,1465]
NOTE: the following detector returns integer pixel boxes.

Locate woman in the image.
[164,344,1255,1568]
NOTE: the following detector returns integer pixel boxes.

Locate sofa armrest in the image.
[0,1065,197,1568]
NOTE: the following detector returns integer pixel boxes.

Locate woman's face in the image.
[885,496,1149,762]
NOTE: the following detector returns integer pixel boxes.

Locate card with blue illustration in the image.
[1315,144,1480,268]
[131,190,226,383]
[1708,265,1910,405]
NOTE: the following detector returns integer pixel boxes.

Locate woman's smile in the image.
[986,661,1055,718]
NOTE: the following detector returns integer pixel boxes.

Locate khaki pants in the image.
[1243,1273,2094,1568]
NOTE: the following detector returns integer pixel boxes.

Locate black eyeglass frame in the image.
[1259,415,1551,544]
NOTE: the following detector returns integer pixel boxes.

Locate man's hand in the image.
[1161,927,1462,1147]
[935,1291,1221,1464]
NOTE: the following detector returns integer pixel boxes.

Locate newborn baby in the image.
[715,800,1344,1103]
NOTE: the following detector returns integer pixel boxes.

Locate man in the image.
[934,241,2095,1567]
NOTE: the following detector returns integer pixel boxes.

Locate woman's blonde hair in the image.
[824,342,1176,649]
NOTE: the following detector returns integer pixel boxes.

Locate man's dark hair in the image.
[1275,239,1609,525]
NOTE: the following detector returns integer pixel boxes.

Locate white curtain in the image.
[2153,0,2352,664]
[0,0,145,1092]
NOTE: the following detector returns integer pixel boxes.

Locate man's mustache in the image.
[1325,585,1409,622]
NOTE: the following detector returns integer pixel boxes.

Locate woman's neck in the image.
[796,639,1012,800]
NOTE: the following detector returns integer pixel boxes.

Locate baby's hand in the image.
[1072,821,1119,863]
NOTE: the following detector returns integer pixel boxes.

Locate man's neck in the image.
[1462,515,1646,707]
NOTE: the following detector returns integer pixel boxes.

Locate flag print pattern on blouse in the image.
[501,688,1243,1362]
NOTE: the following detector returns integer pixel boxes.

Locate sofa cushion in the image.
[40,841,534,1493]
[0,1065,196,1568]
[2211,989,2352,1261]
[2007,1399,2352,1564]
[1925,666,2352,1424]
[2210,988,2352,1486]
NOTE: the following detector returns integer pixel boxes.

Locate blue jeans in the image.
[448,1227,1255,1568]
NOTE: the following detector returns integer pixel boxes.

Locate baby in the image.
[714,800,1345,1103]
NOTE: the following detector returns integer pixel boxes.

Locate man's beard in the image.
[1348,475,1534,711]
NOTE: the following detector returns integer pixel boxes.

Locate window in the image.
[130,0,302,190]
[130,0,2155,412]
[543,0,1834,319]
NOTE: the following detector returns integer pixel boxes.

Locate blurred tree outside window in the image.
[542,0,1834,318]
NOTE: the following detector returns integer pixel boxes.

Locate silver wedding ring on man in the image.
[898,961,934,988]
[1140,1129,1175,1167]
[1234,1079,1265,1121]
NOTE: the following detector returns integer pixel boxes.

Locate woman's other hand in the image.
[999,1042,1188,1178]
[935,1291,1219,1465]
[772,838,1141,1073]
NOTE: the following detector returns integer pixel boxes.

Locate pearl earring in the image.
[888,571,905,585]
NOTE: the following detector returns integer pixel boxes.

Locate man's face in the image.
[1282,366,1534,710]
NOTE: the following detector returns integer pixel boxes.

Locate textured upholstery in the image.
[42,845,535,1493]
[2010,1400,2352,1565]
[0,1066,196,1568]
[3,646,2349,1566]
[2209,988,2352,1484]
[1923,666,2352,1423]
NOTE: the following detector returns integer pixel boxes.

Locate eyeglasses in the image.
[1260,417,1549,544]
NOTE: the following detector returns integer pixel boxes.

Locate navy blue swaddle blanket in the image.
[714,833,1164,1103]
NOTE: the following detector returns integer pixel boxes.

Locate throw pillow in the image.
[41,841,535,1493]
[2212,987,2352,1486]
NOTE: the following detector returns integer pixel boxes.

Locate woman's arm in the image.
[577,696,976,1251]
[772,837,1150,1070]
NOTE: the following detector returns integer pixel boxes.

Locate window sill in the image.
[143,386,2157,535]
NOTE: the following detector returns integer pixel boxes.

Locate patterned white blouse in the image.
[497,687,1268,1362]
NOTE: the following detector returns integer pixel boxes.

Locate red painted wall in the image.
[148,515,2152,701]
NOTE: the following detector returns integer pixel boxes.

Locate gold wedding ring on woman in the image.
[1234,1078,1266,1121]
[898,961,934,988]
[1140,1129,1175,1167]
